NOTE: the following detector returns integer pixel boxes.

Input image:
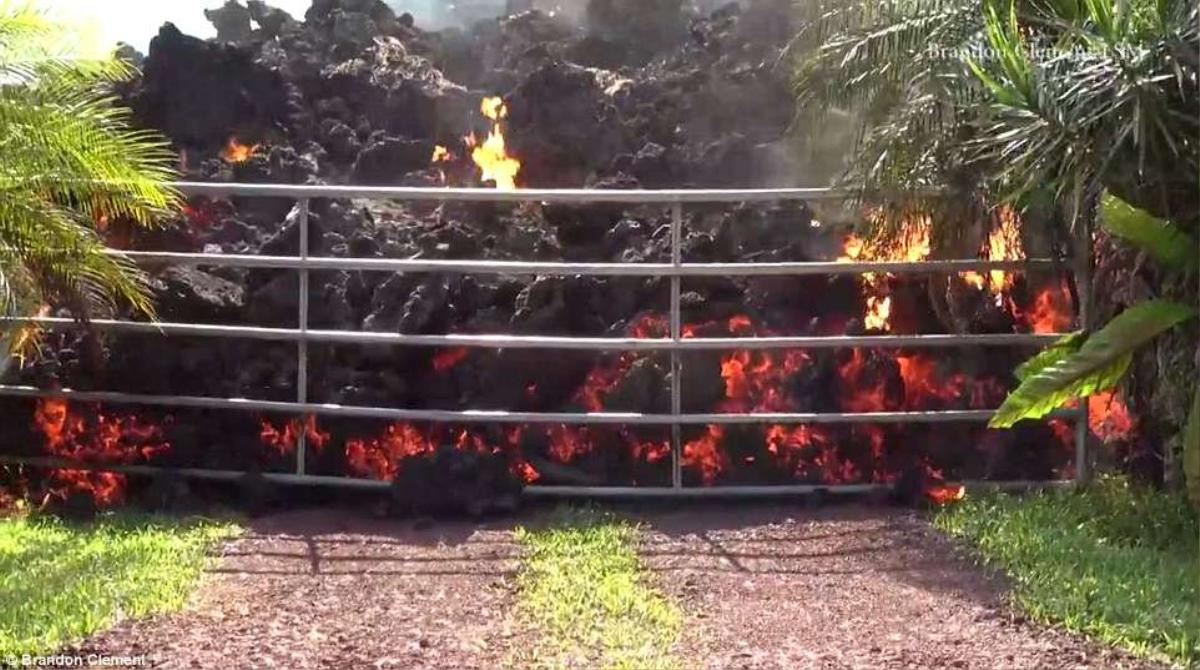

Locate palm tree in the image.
[0,3,178,370]
[792,0,1199,502]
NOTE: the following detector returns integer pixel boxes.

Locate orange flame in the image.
[467,97,520,189]
[837,212,932,331]
[925,484,966,504]
[682,425,728,485]
[221,137,260,163]
[1088,390,1134,441]
[259,415,331,457]
[32,398,171,505]
[431,145,453,162]
[1023,283,1073,333]
[959,206,1025,304]
[343,423,539,483]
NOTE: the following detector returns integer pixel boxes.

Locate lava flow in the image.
[466,96,521,189]
[344,422,540,484]
[31,398,171,505]
[221,137,260,163]
[1088,390,1135,442]
[259,415,332,457]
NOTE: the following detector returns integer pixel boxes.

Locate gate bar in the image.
[0,384,1083,425]
[296,198,310,476]
[174,181,860,202]
[0,455,1074,496]
[1073,215,1093,485]
[9,317,1065,349]
[670,201,683,490]
[111,250,1063,276]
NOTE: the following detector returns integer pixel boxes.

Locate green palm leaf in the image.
[1014,331,1087,380]
[1099,193,1199,273]
[0,2,178,361]
[990,300,1197,427]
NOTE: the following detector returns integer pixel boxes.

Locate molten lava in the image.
[259,415,331,457]
[682,425,727,485]
[925,484,966,505]
[467,96,520,189]
[1023,283,1074,334]
[221,137,260,163]
[1088,390,1135,442]
[344,422,539,484]
[32,398,171,505]
[432,347,469,372]
[345,423,434,481]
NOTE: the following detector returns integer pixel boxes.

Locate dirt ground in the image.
[72,503,1169,669]
[636,504,1163,670]
[73,509,529,669]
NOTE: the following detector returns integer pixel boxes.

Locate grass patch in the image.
[514,507,682,669]
[0,511,237,658]
[934,477,1199,665]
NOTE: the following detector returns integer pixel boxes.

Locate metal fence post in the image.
[296,198,311,475]
[1073,212,1093,486]
[670,201,683,489]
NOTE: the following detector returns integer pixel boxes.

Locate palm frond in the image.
[0,1,178,363]
[990,299,1197,427]
[1100,193,1199,272]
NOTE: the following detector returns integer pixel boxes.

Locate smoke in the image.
[384,0,508,29]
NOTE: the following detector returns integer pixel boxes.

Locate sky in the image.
[40,0,314,53]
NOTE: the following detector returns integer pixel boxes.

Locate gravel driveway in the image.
[71,503,1169,669]
[637,503,1166,670]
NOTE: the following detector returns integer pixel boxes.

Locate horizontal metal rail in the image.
[0,384,1082,425]
[1,182,1087,496]
[173,181,859,202]
[114,250,1064,276]
[13,316,1064,349]
[0,456,1073,496]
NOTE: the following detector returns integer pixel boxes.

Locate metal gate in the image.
[0,182,1091,496]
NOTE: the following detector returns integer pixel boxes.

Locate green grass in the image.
[934,477,1199,666]
[0,511,237,658]
[514,508,682,669]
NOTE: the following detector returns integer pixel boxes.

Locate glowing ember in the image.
[547,425,594,463]
[467,96,521,189]
[221,137,260,163]
[764,424,858,483]
[1022,283,1073,334]
[259,415,331,457]
[345,423,434,481]
[837,349,891,413]
[32,398,171,505]
[1088,390,1134,441]
[343,423,539,484]
[432,347,469,372]
[925,484,966,504]
[682,425,728,485]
